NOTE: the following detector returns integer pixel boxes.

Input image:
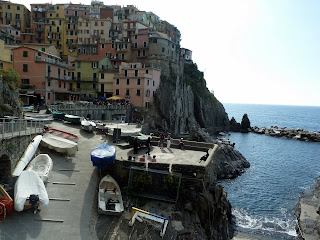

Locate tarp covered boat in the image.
[26,154,53,183]
[52,110,66,120]
[14,170,49,212]
[12,135,43,177]
[41,134,78,156]
[91,142,116,169]
[0,185,13,220]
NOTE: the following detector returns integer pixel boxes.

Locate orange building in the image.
[12,45,79,105]
[113,62,161,107]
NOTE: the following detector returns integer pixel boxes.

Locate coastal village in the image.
[1,1,319,240]
[0,1,246,239]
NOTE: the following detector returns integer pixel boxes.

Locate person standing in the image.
[159,132,165,149]
[179,137,184,150]
[146,137,151,156]
[167,133,171,149]
[133,137,139,154]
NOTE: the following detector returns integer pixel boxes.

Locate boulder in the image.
[240,114,251,133]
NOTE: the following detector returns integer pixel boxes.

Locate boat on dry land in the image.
[0,185,13,220]
[26,154,53,183]
[64,114,82,124]
[14,170,49,214]
[12,135,43,177]
[41,133,78,156]
[81,119,96,132]
[98,174,124,215]
[44,128,78,142]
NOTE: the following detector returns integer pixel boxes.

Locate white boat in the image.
[98,175,124,215]
[14,170,49,213]
[12,135,42,177]
[81,119,96,132]
[26,154,53,183]
[41,133,78,156]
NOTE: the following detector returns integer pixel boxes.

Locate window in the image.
[162,47,165,53]
[144,41,147,47]
[57,27,60,32]
[92,62,97,68]
[56,14,59,17]
[146,69,149,74]
[77,83,80,88]
[146,90,150,97]
[17,6,20,10]
[64,82,66,88]
[42,48,45,52]
[48,92,50,100]
[153,80,155,86]
[23,35,26,40]
[116,89,119,95]
[121,54,124,60]
[102,44,105,49]
[48,80,51,87]
[116,79,119,85]
[58,68,60,78]
[126,79,130,85]
[126,89,130,96]
[101,30,104,34]
[93,48,96,53]
[21,79,29,84]
[153,91,155,97]
[95,22,98,26]
[59,81,61,88]
[93,83,96,89]
[135,35,137,40]
[136,89,141,96]
[137,50,140,56]
[135,70,138,77]
[77,62,81,68]
[93,73,97,80]
[137,78,140,85]
[124,70,127,77]
[101,73,104,79]
[59,20,62,25]
[153,38,157,43]
[23,51,28,57]
[111,44,114,48]
[101,22,104,26]
[147,79,150,85]
[23,64,28,72]
[66,10,69,15]
[64,70,66,76]
[134,42,137,48]
[7,5,10,9]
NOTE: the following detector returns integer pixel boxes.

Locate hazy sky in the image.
[17,0,320,106]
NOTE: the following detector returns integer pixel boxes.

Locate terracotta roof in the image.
[76,55,106,62]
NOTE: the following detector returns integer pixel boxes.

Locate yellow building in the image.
[44,4,65,55]
[0,39,12,70]
[0,1,30,32]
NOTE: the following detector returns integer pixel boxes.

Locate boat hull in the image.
[41,134,78,156]
[14,170,49,212]
[64,115,82,124]
[0,185,13,219]
[98,175,124,215]
[12,135,43,177]
[44,128,79,142]
[26,154,53,183]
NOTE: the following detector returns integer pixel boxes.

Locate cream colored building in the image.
[0,1,30,31]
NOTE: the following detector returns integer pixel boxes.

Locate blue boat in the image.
[91,142,116,169]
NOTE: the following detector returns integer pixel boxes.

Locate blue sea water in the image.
[220,103,320,239]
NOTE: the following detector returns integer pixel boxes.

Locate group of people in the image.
[159,132,172,149]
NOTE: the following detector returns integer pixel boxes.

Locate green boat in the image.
[52,110,66,120]
[64,114,82,124]
[127,135,152,147]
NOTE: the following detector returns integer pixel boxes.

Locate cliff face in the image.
[0,69,22,118]
[142,58,229,137]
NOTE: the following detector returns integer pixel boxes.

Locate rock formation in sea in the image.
[0,69,22,118]
[229,114,251,133]
[213,144,250,179]
[141,59,229,138]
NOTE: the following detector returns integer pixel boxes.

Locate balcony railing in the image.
[21,84,35,89]
[73,77,98,82]
[35,56,68,68]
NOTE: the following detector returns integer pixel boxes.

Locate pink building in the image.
[130,28,150,64]
[12,46,79,105]
[113,62,161,107]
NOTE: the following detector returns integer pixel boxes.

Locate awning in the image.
[106,96,124,101]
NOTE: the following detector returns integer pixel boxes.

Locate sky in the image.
[15,0,320,106]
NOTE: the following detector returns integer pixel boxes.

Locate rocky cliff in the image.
[142,59,229,138]
[0,69,22,118]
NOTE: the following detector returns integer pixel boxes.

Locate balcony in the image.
[35,56,68,68]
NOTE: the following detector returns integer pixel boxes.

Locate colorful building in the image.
[12,45,78,105]
[0,39,12,70]
[113,62,161,107]
[0,1,30,32]
[75,54,112,101]
[0,24,19,44]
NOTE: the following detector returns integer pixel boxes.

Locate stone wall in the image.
[0,133,39,186]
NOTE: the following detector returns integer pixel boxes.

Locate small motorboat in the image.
[0,185,13,220]
[26,154,53,183]
[52,110,66,120]
[41,133,78,156]
[44,128,79,142]
[12,135,43,177]
[91,142,116,169]
[81,119,96,132]
[98,174,124,215]
[64,114,82,124]
[14,170,49,214]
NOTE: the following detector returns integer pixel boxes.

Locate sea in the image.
[220,103,320,240]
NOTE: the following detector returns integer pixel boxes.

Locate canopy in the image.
[91,142,116,169]
[106,96,124,101]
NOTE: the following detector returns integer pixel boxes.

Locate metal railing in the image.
[51,104,131,111]
[0,118,45,140]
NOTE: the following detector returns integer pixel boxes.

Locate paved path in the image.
[0,121,106,240]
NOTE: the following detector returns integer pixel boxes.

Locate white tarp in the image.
[14,170,49,212]
[41,133,78,155]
